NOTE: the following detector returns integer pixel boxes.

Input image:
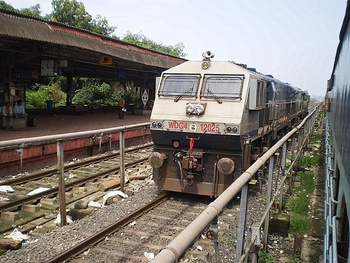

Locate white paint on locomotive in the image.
[149,52,309,197]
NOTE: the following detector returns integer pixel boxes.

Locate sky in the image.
[5,0,347,97]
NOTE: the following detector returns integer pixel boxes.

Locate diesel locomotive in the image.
[149,51,309,197]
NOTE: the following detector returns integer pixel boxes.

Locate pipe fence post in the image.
[279,142,287,213]
[57,140,67,226]
[263,155,274,251]
[235,183,249,262]
[119,131,125,192]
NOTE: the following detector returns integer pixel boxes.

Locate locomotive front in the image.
[149,52,251,197]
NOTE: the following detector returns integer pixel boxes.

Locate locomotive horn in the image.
[202,51,215,60]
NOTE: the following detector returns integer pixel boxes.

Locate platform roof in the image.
[0,9,186,81]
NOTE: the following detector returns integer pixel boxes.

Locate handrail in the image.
[0,122,150,149]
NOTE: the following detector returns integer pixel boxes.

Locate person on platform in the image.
[13,100,27,118]
[2,102,13,129]
[118,95,126,119]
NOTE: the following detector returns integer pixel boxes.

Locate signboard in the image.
[99,56,112,65]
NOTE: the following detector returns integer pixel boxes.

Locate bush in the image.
[26,83,65,109]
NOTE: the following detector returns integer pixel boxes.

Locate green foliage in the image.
[301,153,323,167]
[122,31,187,57]
[48,0,115,36]
[0,1,15,11]
[286,171,314,235]
[26,83,65,108]
[288,256,303,263]
[49,0,92,29]
[0,1,42,18]
[72,80,123,106]
[259,250,275,263]
[220,232,236,247]
[90,14,116,36]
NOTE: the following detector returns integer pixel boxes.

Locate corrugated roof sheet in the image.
[0,9,186,69]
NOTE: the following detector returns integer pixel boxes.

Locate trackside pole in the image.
[57,140,67,226]
[235,184,249,262]
[119,130,125,191]
[279,142,287,213]
[263,155,275,250]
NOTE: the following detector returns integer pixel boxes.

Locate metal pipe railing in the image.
[151,106,321,263]
[0,122,150,227]
[0,122,149,149]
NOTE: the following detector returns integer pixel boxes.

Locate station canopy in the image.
[0,9,186,83]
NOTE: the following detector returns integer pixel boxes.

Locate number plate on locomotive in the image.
[165,121,224,133]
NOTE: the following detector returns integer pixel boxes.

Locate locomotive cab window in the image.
[158,74,200,99]
[201,75,244,100]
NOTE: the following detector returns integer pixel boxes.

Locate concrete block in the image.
[22,204,40,213]
[1,211,19,221]
[98,178,120,191]
[73,187,87,194]
[41,197,58,206]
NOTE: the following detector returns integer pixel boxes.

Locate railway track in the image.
[0,143,154,236]
[47,192,247,263]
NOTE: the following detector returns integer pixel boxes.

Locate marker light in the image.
[151,121,163,129]
[225,125,239,134]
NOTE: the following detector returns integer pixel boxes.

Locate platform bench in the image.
[71,104,89,115]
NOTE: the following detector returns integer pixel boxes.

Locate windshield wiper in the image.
[174,84,195,102]
[207,88,222,104]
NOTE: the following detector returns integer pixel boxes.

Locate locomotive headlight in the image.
[186,104,195,114]
[194,104,205,115]
[148,152,167,168]
[186,103,206,115]
[217,157,235,175]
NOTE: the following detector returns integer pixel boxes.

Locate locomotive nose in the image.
[148,152,167,168]
[217,157,235,175]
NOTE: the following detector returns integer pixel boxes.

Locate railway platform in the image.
[0,110,151,141]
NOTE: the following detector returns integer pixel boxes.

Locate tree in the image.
[48,0,115,36]
[49,0,92,29]
[91,14,116,36]
[122,31,187,57]
[0,1,42,18]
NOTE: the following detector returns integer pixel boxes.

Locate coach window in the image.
[158,74,200,99]
[201,75,244,100]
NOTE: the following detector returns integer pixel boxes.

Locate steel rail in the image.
[0,143,153,186]
[151,105,320,263]
[46,193,168,263]
[0,157,149,212]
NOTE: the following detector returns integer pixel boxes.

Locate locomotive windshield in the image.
[158,74,200,98]
[201,75,243,99]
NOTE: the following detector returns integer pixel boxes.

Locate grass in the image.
[285,111,323,237]
[259,250,275,263]
[220,232,236,247]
